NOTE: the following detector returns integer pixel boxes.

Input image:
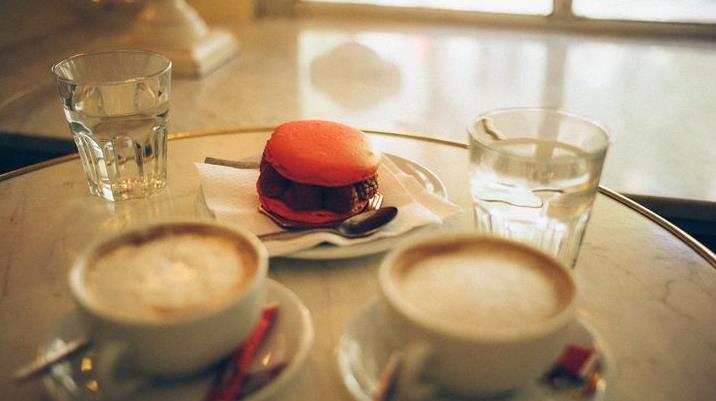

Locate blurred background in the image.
[1,0,714,249]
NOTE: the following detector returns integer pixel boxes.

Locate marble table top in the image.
[0,129,715,401]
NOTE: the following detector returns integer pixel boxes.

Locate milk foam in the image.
[397,247,568,329]
[86,233,250,321]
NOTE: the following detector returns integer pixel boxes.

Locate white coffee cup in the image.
[378,233,578,397]
[68,219,268,398]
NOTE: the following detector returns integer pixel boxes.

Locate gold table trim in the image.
[2,126,714,268]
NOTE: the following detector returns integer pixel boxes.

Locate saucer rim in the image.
[250,279,315,401]
[41,279,314,401]
[336,300,613,401]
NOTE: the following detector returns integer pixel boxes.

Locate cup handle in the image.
[393,342,439,401]
[95,341,147,400]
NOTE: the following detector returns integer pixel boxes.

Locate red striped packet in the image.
[205,303,280,401]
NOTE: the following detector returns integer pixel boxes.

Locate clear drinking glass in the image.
[52,50,172,201]
[468,108,609,267]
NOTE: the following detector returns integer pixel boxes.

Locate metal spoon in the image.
[13,304,284,386]
[12,338,90,382]
[258,207,398,241]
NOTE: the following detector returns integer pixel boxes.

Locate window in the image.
[573,0,716,24]
[300,0,716,34]
[306,0,553,15]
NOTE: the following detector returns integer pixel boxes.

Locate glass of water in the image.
[468,108,609,267]
[52,50,171,201]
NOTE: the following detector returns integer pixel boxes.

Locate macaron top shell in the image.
[262,120,380,187]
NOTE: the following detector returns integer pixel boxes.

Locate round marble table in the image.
[1,128,715,401]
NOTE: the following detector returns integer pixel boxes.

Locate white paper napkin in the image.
[195,156,461,256]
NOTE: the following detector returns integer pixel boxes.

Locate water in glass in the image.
[468,109,608,267]
[66,103,169,201]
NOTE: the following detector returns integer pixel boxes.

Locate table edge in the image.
[2,126,714,269]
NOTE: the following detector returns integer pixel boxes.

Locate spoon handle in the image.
[258,229,336,241]
[13,338,91,383]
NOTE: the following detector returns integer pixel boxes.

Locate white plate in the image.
[196,153,448,260]
[42,280,314,401]
[337,301,613,401]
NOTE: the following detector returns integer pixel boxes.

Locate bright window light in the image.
[305,0,553,15]
[305,0,716,25]
[573,0,716,24]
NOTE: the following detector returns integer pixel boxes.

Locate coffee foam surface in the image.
[86,232,252,321]
[395,243,571,330]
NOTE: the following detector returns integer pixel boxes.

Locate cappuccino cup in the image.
[68,220,268,397]
[378,233,578,397]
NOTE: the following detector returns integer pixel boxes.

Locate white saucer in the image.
[42,280,314,401]
[196,153,448,260]
[337,301,612,401]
